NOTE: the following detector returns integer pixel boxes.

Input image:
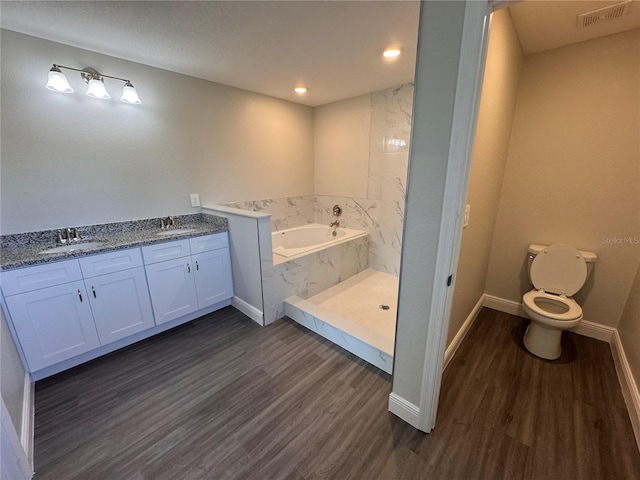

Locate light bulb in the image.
[86,77,110,99]
[45,66,74,93]
[383,47,403,58]
[120,81,142,104]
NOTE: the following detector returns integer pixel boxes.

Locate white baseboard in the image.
[231,296,264,326]
[611,330,640,450]
[388,392,420,428]
[570,320,615,343]
[444,295,484,370]
[482,294,614,343]
[20,373,34,468]
[483,294,638,450]
[483,294,525,317]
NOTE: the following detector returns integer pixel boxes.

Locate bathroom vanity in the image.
[0,214,233,380]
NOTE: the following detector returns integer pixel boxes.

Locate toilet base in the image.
[523,321,562,360]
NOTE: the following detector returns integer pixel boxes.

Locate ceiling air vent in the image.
[578,1,632,28]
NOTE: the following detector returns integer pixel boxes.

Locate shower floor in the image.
[284,269,398,373]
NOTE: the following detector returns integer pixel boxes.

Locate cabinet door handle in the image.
[78,290,83,302]
[92,286,97,298]
[195,261,199,271]
[187,263,191,273]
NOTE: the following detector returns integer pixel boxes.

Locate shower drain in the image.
[379,304,390,310]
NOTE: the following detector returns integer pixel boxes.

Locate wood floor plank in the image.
[32,306,640,479]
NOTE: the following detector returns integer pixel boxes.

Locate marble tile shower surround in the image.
[223,196,314,232]
[224,83,413,276]
[262,236,368,324]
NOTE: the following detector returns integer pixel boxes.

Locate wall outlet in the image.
[190,193,200,207]
[463,204,470,228]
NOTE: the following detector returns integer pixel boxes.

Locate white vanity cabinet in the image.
[1,231,232,378]
[79,248,155,345]
[143,233,233,325]
[2,260,100,371]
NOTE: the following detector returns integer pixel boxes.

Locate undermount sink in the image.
[156,228,196,236]
[39,242,103,254]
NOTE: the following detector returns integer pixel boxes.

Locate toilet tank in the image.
[527,243,597,281]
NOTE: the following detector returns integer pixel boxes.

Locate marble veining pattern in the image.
[285,298,393,374]
[228,84,413,276]
[224,196,314,232]
[262,236,368,324]
[0,213,228,270]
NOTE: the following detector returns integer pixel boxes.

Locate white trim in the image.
[417,0,492,433]
[570,320,614,343]
[388,392,420,427]
[611,330,640,449]
[202,204,271,219]
[484,293,638,448]
[483,294,615,343]
[443,295,484,370]
[1,395,33,480]
[20,373,34,467]
[231,296,264,326]
[483,294,524,317]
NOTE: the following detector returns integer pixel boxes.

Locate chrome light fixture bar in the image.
[46,64,142,104]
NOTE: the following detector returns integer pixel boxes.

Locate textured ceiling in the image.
[0,1,420,107]
[1,1,638,106]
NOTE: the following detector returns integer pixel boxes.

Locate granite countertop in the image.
[0,213,228,271]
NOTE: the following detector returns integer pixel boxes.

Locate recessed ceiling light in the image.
[383,47,403,58]
[294,87,308,94]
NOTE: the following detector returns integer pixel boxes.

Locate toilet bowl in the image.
[522,243,596,360]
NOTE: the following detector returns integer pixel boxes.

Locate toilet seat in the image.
[523,290,582,322]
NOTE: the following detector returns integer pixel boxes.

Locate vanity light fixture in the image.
[383,47,403,58]
[294,86,308,94]
[45,64,142,104]
[45,65,74,93]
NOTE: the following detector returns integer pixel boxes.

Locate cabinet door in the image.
[193,249,234,308]
[85,267,155,345]
[145,257,198,324]
[4,281,100,371]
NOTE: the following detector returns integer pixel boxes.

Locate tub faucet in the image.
[330,220,340,228]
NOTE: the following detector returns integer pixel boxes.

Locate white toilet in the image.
[522,243,597,360]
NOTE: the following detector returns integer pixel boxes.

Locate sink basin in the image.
[156,228,196,236]
[39,242,103,254]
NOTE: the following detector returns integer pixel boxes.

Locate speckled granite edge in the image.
[0,213,228,270]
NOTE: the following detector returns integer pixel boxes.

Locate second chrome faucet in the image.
[56,227,81,245]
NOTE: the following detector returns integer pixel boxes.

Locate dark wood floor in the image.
[33,306,640,479]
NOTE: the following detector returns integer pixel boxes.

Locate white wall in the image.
[314,94,371,198]
[0,30,314,234]
[485,29,640,328]
[447,9,523,345]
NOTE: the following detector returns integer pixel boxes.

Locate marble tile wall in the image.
[262,236,368,324]
[224,196,314,232]
[224,84,412,323]
[227,83,413,277]
[315,83,413,275]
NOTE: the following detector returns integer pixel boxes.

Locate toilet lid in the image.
[530,243,587,296]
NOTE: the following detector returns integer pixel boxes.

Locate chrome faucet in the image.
[161,216,175,230]
[57,227,81,245]
[329,220,340,228]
